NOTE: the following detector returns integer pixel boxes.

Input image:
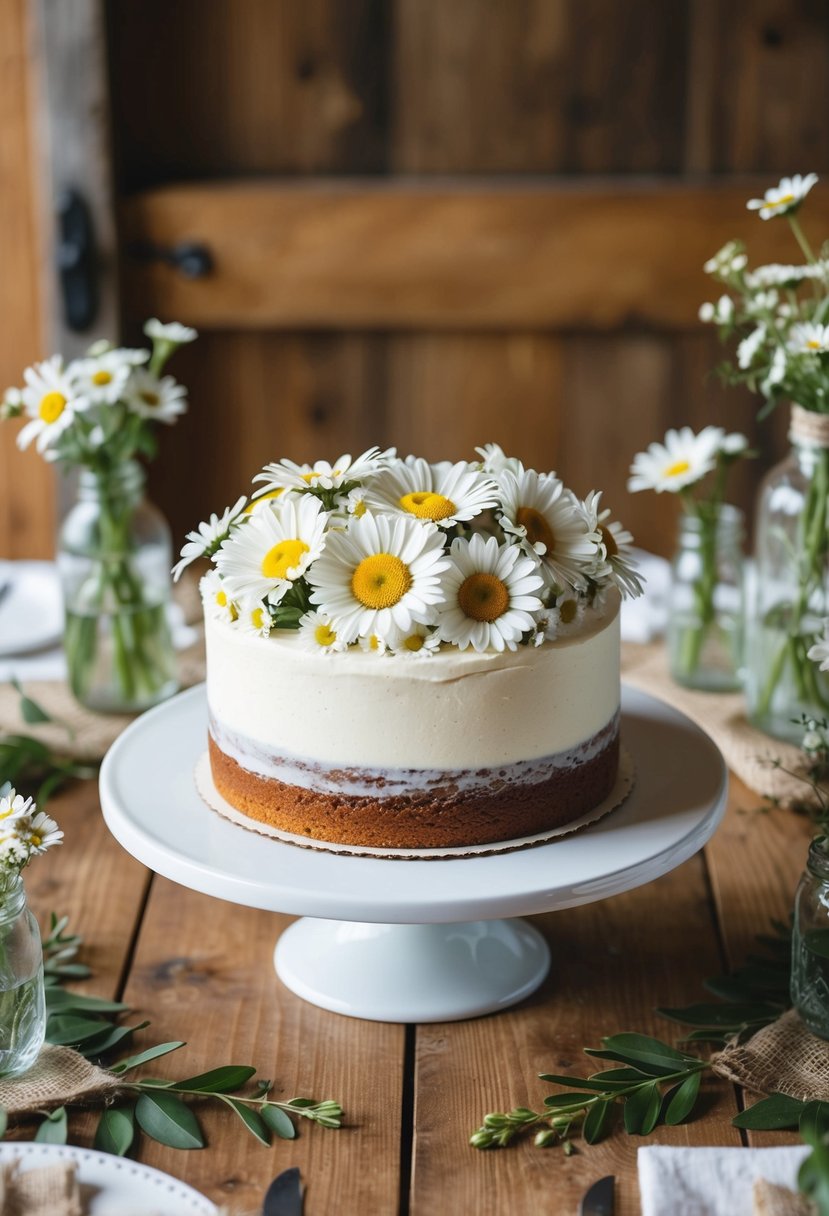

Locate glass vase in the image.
[0,877,46,1077]
[792,836,829,1040]
[667,504,745,692]
[744,405,829,744]
[57,461,178,713]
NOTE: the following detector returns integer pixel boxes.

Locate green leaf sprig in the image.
[7,915,343,1155]
[1,682,97,805]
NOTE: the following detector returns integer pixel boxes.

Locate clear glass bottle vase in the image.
[57,460,178,713]
[744,406,829,744]
[792,836,829,1040]
[0,877,46,1077]
[667,504,745,692]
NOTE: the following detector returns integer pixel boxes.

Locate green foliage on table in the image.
[0,914,343,1155]
[0,683,97,805]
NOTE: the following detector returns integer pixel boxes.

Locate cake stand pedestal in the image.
[100,684,727,1023]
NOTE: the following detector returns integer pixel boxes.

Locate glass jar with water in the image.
[0,877,45,1077]
[792,836,829,1039]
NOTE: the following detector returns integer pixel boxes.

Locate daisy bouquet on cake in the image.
[698,174,829,735]
[1,321,196,712]
[628,426,751,689]
[175,444,643,656]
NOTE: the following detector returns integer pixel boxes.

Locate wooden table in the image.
[23,765,807,1215]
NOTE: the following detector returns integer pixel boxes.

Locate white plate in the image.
[0,562,63,656]
[0,1141,216,1214]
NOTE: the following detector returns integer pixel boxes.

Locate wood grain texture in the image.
[119,881,403,1214]
[0,0,52,559]
[119,179,829,331]
[108,0,389,189]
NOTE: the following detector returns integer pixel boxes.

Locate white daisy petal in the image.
[365,457,499,529]
[123,368,187,423]
[253,446,396,497]
[298,610,348,654]
[172,496,248,580]
[627,426,723,495]
[435,533,543,653]
[497,469,601,590]
[746,173,818,220]
[216,495,328,605]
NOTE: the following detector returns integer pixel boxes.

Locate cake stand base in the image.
[274,917,551,1022]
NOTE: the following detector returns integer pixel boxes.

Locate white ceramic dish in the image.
[0,561,63,656]
[0,1141,216,1214]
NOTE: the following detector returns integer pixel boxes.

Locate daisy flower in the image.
[474,443,525,477]
[698,295,734,325]
[389,623,442,658]
[747,173,818,220]
[298,610,348,654]
[216,495,328,606]
[436,533,544,653]
[172,496,248,581]
[123,368,187,423]
[200,570,237,623]
[253,446,395,497]
[704,240,747,277]
[70,348,146,404]
[808,623,829,672]
[498,468,601,590]
[550,588,586,632]
[0,789,33,824]
[23,810,63,855]
[627,427,723,495]
[581,491,644,600]
[788,322,829,355]
[364,457,498,528]
[16,356,89,454]
[307,511,449,643]
[737,324,767,369]
[144,319,198,345]
[719,431,750,455]
[358,631,390,656]
[239,600,273,637]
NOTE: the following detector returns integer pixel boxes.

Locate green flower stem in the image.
[789,214,817,265]
[674,503,720,680]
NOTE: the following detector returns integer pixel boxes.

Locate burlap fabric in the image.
[621,643,823,808]
[0,1159,81,1216]
[753,1178,815,1216]
[0,1045,117,1117]
[712,1009,829,1102]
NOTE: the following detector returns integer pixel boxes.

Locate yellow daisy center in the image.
[665,459,691,479]
[245,489,284,513]
[458,572,510,622]
[771,193,795,208]
[30,832,42,848]
[367,634,381,650]
[38,391,66,423]
[399,492,457,522]
[352,498,367,518]
[216,590,228,608]
[92,370,112,386]
[516,506,555,551]
[600,525,618,559]
[315,623,337,647]
[403,633,424,652]
[140,390,160,407]
[352,553,412,609]
[251,607,265,630]
[808,339,823,350]
[559,598,578,624]
[261,538,309,580]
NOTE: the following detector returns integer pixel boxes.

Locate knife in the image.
[262,1166,303,1216]
[579,1174,615,1216]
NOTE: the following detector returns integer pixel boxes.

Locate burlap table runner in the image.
[621,642,822,808]
[753,1178,815,1216]
[0,1044,118,1116]
[0,1159,81,1216]
[712,1009,829,1102]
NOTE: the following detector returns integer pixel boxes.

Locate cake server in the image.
[262,1166,303,1216]
[579,1174,615,1216]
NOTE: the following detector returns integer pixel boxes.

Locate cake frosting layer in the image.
[204,592,621,772]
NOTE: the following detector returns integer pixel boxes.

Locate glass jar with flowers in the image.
[1,320,196,713]
[0,783,62,1077]
[628,426,750,691]
[700,174,829,742]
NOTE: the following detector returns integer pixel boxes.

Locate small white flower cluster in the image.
[699,174,829,413]
[1,320,196,464]
[0,785,62,873]
[178,445,644,656]
[627,426,749,496]
[808,622,829,674]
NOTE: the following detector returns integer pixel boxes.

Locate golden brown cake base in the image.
[207,723,620,850]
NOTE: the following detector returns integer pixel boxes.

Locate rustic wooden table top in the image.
[22,765,807,1216]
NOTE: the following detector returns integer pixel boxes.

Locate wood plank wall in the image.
[97,2,829,556]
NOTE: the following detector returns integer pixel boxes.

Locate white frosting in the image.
[205,593,621,772]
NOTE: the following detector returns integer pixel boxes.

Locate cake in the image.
[176,444,643,850]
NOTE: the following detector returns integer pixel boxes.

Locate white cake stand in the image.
[99,684,727,1023]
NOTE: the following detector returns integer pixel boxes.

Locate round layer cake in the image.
[205,590,621,849]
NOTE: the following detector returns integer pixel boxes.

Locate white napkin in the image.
[620,549,670,644]
[638,1145,811,1216]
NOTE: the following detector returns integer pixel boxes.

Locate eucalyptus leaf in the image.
[110,1041,186,1075]
[664,1071,702,1125]
[261,1104,297,1140]
[588,1068,650,1085]
[583,1048,679,1078]
[135,1092,204,1150]
[226,1099,271,1146]
[80,1020,149,1058]
[732,1093,806,1131]
[94,1105,135,1156]
[170,1065,256,1094]
[539,1074,626,1093]
[0,1107,7,1140]
[12,678,53,725]
[657,1003,779,1028]
[35,1107,67,1144]
[582,1099,614,1144]
[45,990,129,1015]
[623,1083,661,1135]
[46,1014,111,1046]
[800,1100,829,1141]
[543,1093,591,1109]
